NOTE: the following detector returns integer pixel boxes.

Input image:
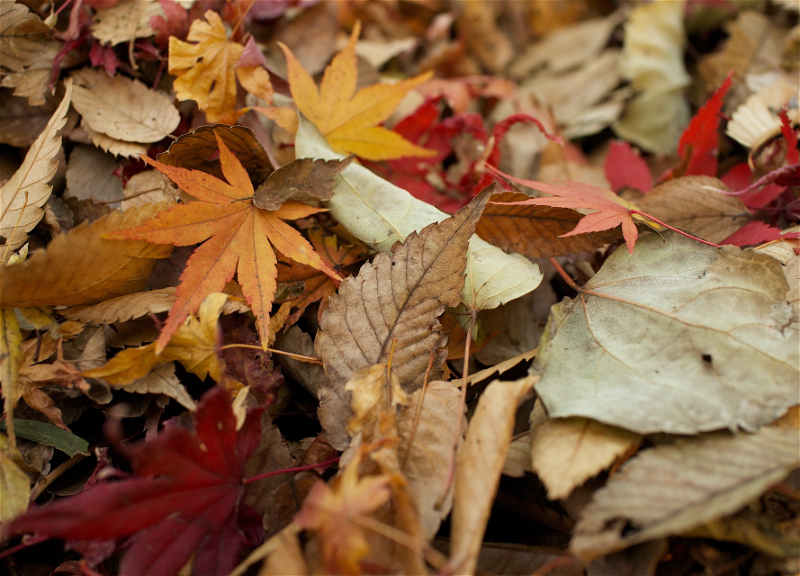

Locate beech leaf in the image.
[315,187,491,394]
[1,202,173,307]
[535,230,800,435]
[570,427,800,560]
[6,386,266,576]
[295,114,543,311]
[0,80,71,251]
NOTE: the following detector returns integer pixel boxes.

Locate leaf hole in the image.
[702,354,713,365]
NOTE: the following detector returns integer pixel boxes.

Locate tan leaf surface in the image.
[121,170,168,210]
[0,2,52,72]
[0,80,71,251]
[0,203,173,307]
[570,427,800,560]
[82,120,148,158]
[122,363,197,411]
[0,442,30,522]
[466,348,538,386]
[396,380,464,539]
[451,374,537,576]
[755,239,799,314]
[71,69,180,143]
[477,191,618,258]
[0,40,59,106]
[90,0,163,45]
[535,231,800,435]
[529,401,641,500]
[502,434,533,478]
[636,176,750,243]
[316,188,491,393]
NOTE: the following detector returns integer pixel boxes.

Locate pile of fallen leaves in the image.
[1,1,799,575]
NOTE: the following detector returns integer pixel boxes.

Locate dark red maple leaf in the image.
[6,387,265,576]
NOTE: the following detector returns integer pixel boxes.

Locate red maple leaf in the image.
[6,387,265,576]
[604,140,652,193]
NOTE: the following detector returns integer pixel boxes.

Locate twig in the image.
[243,456,340,484]
[218,343,322,365]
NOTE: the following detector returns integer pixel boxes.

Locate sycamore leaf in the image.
[529,401,641,501]
[315,187,491,395]
[295,115,543,311]
[6,387,266,576]
[476,191,619,258]
[71,69,180,144]
[276,227,369,328]
[488,165,660,253]
[0,80,71,252]
[106,133,340,352]
[254,156,354,211]
[451,375,538,576]
[280,21,435,161]
[535,231,800,435]
[570,427,800,561]
[168,10,273,122]
[0,203,173,308]
[637,176,751,243]
[83,292,228,385]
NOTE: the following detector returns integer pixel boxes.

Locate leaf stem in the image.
[0,535,48,562]
[401,350,435,471]
[630,211,721,248]
[548,258,583,294]
[218,343,323,365]
[243,456,340,484]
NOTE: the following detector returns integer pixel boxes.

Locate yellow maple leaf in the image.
[168,10,272,122]
[278,21,437,161]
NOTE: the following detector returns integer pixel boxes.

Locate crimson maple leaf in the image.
[5,387,264,576]
[106,133,340,352]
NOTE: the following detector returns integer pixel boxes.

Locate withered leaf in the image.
[254,156,354,211]
[1,203,173,308]
[315,187,492,393]
[477,191,618,258]
[0,2,52,73]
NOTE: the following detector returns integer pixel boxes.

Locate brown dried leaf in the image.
[254,156,353,211]
[71,69,180,144]
[529,401,641,501]
[0,203,173,308]
[0,2,52,73]
[0,81,71,251]
[478,192,618,259]
[396,380,464,539]
[315,187,492,395]
[451,374,538,576]
[121,362,196,411]
[570,427,800,561]
[636,176,750,243]
[80,120,149,158]
[90,0,163,46]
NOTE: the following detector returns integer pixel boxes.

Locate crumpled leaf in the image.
[476,191,618,258]
[253,156,353,211]
[636,176,750,244]
[315,187,491,394]
[280,21,434,161]
[396,380,465,539]
[1,202,173,308]
[451,374,538,576]
[6,386,266,576]
[71,69,180,144]
[295,114,543,311]
[169,10,273,122]
[83,292,229,385]
[570,427,800,560]
[107,133,339,352]
[529,401,641,501]
[0,80,71,251]
[535,230,800,435]
[122,363,197,411]
[612,0,690,154]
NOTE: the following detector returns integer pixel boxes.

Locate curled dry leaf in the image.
[71,69,180,144]
[529,401,641,501]
[253,156,353,211]
[451,374,538,576]
[295,115,543,311]
[315,187,491,395]
[121,363,197,411]
[570,427,800,560]
[0,80,71,252]
[1,202,173,307]
[636,176,750,243]
[535,231,800,435]
[396,379,464,539]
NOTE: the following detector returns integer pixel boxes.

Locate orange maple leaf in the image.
[169,10,273,122]
[487,165,661,254]
[272,21,437,161]
[106,134,340,353]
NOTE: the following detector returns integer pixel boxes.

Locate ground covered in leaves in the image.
[1,1,799,575]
